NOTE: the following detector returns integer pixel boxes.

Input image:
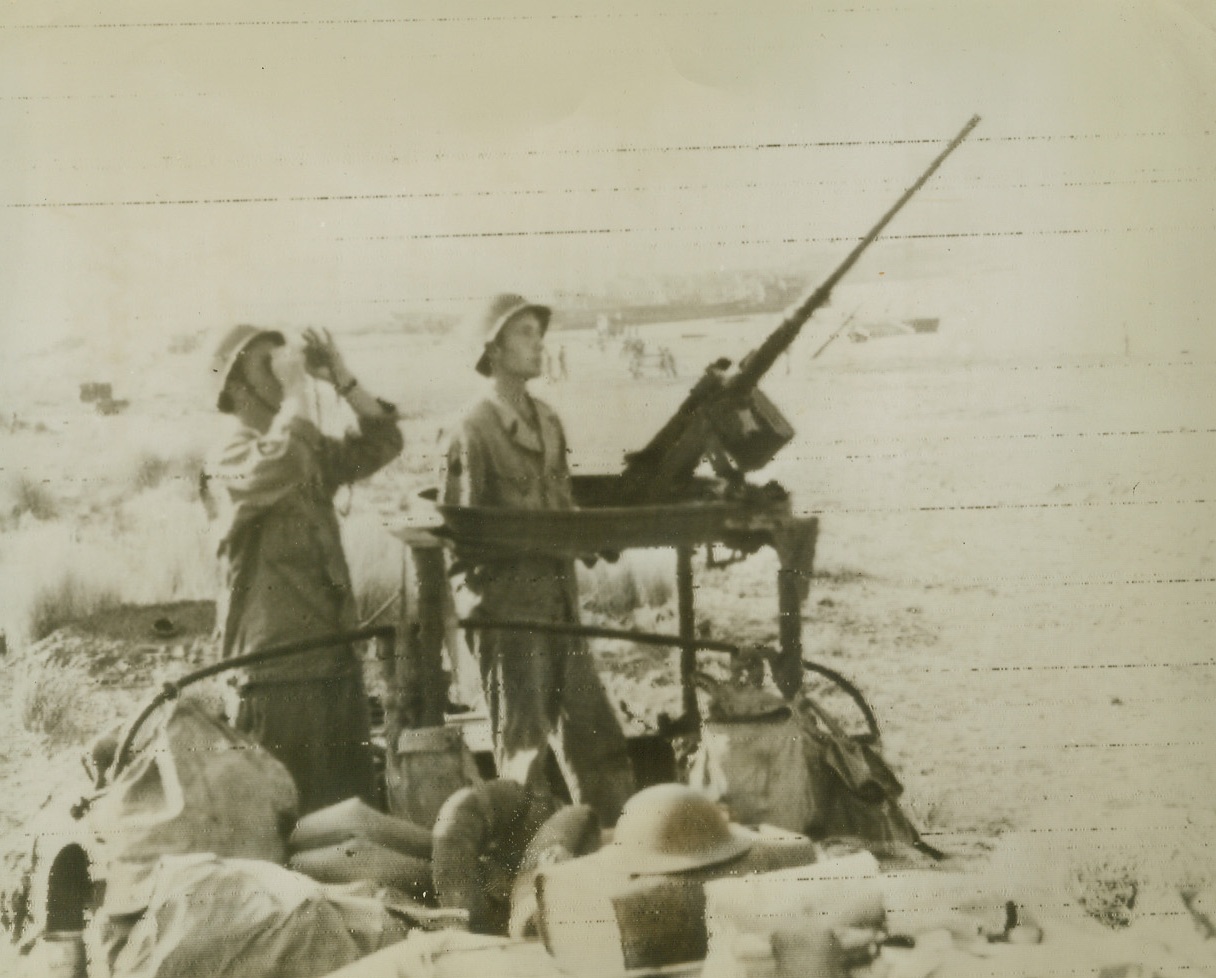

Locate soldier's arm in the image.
[299,326,404,487]
[320,398,404,488]
[207,399,315,512]
[442,421,490,507]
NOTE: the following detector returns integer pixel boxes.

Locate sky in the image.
[2,0,1214,369]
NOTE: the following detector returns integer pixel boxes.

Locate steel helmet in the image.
[471,293,551,376]
[208,324,284,411]
[607,784,752,875]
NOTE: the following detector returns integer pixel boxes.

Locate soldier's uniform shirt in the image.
[205,405,403,813]
[443,393,634,826]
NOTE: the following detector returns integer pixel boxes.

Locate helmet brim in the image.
[475,302,551,376]
[211,327,284,409]
[605,824,753,876]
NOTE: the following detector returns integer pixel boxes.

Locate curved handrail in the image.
[458,617,880,742]
[107,625,395,785]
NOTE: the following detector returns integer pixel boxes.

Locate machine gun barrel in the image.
[619,115,980,500]
[735,113,980,386]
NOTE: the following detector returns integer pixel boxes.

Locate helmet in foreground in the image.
[608,783,752,875]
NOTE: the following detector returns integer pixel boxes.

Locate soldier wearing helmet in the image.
[443,294,635,827]
[203,323,403,814]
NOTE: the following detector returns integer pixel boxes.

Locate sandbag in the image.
[289,797,433,860]
[93,853,409,978]
[701,852,885,978]
[536,825,823,976]
[795,697,927,849]
[612,875,709,973]
[322,931,566,978]
[689,712,828,833]
[288,838,434,903]
[1,785,100,951]
[86,700,298,910]
[432,779,559,935]
[508,804,601,939]
[689,690,925,850]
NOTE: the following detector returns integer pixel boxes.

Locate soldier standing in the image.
[203,325,403,814]
[443,294,635,826]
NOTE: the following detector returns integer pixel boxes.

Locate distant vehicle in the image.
[79,382,129,414]
[848,317,940,343]
[628,346,678,379]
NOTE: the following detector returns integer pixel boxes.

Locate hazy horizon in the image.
[4,0,1215,378]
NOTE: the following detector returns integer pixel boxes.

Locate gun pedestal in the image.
[393,477,830,789]
[384,528,482,827]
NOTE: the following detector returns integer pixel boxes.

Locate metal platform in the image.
[392,477,820,734]
[430,475,795,557]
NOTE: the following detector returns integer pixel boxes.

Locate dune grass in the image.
[9,657,92,746]
[0,524,123,650]
[0,483,215,652]
[578,549,676,616]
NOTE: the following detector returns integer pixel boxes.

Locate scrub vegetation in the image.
[0,321,1213,956]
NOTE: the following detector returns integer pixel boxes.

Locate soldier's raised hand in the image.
[302,327,352,387]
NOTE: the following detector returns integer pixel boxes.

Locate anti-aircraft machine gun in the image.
[388,116,982,824]
[617,114,981,506]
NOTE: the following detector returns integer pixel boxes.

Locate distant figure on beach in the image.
[442,293,635,826]
[202,324,402,813]
[659,346,678,378]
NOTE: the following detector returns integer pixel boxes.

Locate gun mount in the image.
[389,117,981,819]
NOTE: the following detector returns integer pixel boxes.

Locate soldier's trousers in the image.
[478,627,635,827]
[236,668,375,816]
